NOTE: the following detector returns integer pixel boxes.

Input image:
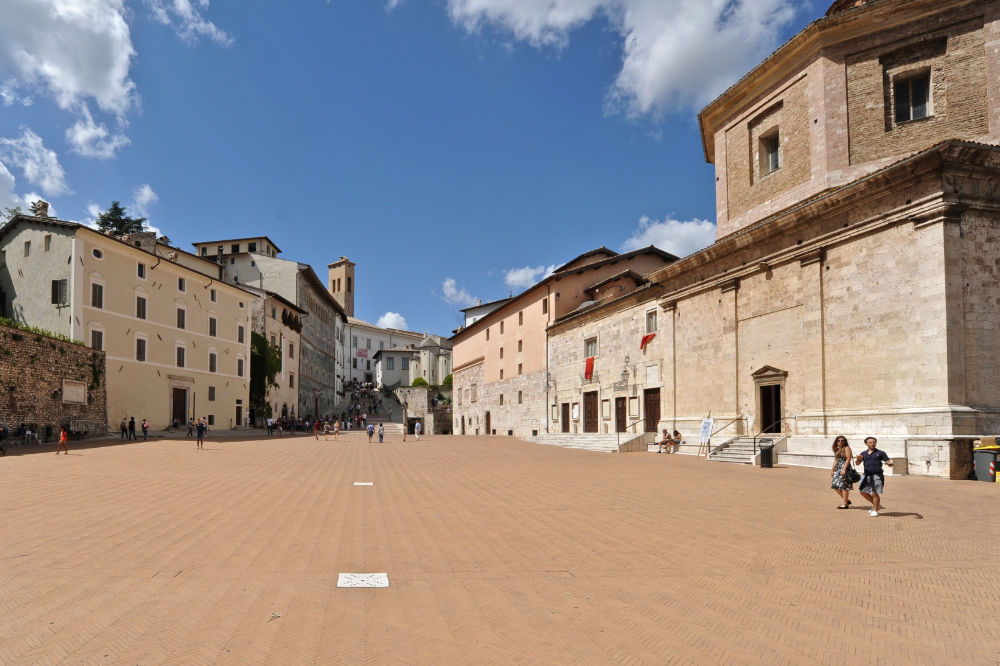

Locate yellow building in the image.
[0,211,253,430]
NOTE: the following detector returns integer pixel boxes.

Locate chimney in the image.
[34,200,49,217]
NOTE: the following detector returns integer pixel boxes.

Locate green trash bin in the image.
[973,445,999,482]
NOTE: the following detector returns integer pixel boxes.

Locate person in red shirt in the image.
[56,426,68,455]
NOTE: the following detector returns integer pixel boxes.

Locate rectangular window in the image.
[271,335,276,346]
[136,296,147,319]
[91,329,103,350]
[471,384,478,402]
[518,390,523,404]
[176,346,185,367]
[646,310,657,334]
[23,240,30,257]
[237,325,245,343]
[499,347,504,359]
[209,353,217,373]
[44,235,51,251]
[519,311,523,325]
[208,386,216,401]
[402,358,409,370]
[135,337,146,362]
[289,373,294,388]
[137,262,146,279]
[353,358,358,369]
[585,337,598,358]
[248,242,256,252]
[231,243,240,254]
[91,283,103,309]
[178,277,185,292]
[352,335,357,348]
[207,414,215,425]
[518,340,523,352]
[289,343,294,358]
[387,357,394,370]
[209,288,216,302]
[366,360,371,370]
[176,308,186,329]
[500,369,504,379]
[347,276,352,293]
[271,307,277,319]
[517,363,522,375]
[894,72,930,123]
[499,394,504,406]
[500,321,504,334]
[542,298,548,314]
[237,358,244,377]
[200,247,207,257]
[209,317,217,337]
[486,328,490,341]
[50,279,68,305]
[760,131,780,175]
[367,337,371,348]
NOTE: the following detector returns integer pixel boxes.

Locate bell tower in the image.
[327,256,355,317]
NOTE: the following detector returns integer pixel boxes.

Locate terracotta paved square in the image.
[2,433,999,665]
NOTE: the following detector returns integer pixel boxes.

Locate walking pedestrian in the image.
[830,436,855,509]
[56,425,68,455]
[313,419,321,440]
[378,423,384,443]
[196,417,206,449]
[333,419,340,441]
[367,422,374,443]
[186,418,194,437]
[323,420,331,441]
[141,419,149,441]
[414,421,421,441]
[266,417,273,436]
[128,417,136,441]
[856,436,892,516]
[120,418,128,439]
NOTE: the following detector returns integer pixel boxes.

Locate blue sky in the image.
[0,0,822,335]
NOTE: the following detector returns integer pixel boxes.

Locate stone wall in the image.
[0,323,108,438]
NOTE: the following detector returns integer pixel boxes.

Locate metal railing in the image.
[753,417,795,457]
[617,418,649,449]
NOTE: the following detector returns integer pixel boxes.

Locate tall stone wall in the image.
[0,323,108,438]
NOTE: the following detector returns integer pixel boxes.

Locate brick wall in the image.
[0,323,108,439]
[846,17,988,165]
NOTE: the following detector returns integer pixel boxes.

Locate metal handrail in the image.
[617,417,647,449]
[753,417,795,457]
[711,417,747,439]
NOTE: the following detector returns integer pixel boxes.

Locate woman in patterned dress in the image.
[830,436,854,509]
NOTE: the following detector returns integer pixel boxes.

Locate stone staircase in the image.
[521,432,647,453]
[707,435,785,464]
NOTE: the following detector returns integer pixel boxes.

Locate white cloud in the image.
[0,128,69,196]
[504,264,557,291]
[377,312,409,330]
[441,0,799,115]
[0,82,33,107]
[66,104,131,159]
[0,167,57,218]
[621,214,716,257]
[146,0,234,46]
[0,0,136,116]
[130,183,159,218]
[80,202,103,229]
[441,278,478,307]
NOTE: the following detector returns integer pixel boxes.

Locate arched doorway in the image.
[485,411,491,435]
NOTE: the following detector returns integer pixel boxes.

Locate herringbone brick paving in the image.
[1,433,998,664]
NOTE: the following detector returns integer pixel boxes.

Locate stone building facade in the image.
[0,322,108,438]
[541,0,1000,477]
[1,215,253,430]
[243,285,304,423]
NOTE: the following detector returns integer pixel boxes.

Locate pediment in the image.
[751,365,787,380]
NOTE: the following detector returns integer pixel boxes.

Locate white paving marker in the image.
[353,482,374,486]
[338,573,389,588]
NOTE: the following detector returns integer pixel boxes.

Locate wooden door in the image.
[615,397,626,433]
[172,388,187,425]
[485,411,491,435]
[583,391,598,433]
[561,403,570,433]
[643,388,660,433]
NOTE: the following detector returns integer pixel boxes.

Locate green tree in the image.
[411,376,428,387]
[441,373,453,388]
[96,201,146,236]
[250,331,282,415]
[2,205,22,223]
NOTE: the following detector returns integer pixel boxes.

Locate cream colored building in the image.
[0,212,253,430]
[539,0,1000,477]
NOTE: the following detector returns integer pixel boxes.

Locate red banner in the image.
[640,333,656,350]
[584,356,595,379]
[357,348,368,358]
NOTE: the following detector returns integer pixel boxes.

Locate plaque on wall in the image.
[628,397,639,417]
[62,379,87,405]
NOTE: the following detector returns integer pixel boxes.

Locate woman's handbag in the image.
[847,466,862,484]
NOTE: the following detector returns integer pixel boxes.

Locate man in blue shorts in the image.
[855,436,893,517]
